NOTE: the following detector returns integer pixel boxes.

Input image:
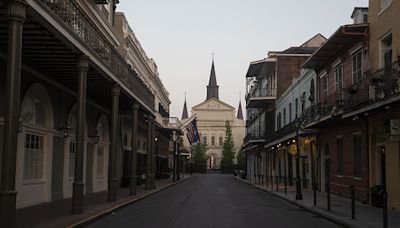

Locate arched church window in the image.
[211,135,215,146]
[203,134,207,145]
[219,135,223,146]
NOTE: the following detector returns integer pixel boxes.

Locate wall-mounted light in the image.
[154,137,158,142]
[60,124,71,138]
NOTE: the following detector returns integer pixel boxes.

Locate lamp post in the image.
[155,137,158,179]
[294,118,303,200]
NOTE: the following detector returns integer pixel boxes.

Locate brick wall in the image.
[319,117,369,202]
[276,55,310,98]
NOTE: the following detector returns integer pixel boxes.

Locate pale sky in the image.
[117,0,368,119]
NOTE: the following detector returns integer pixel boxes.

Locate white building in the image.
[181,60,245,170]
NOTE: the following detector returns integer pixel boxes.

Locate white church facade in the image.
[181,60,245,170]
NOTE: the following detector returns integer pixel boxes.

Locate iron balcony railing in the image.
[244,131,266,144]
[39,0,154,110]
[343,61,400,112]
[245,83,276,104]
[265,121,297,145]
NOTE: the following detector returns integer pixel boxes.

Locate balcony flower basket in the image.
[370,185,384,208]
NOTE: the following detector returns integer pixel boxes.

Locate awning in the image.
[302,24,368,70]
[246,58,276,78]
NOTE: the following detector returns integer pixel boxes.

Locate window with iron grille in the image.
[24,133,44,181]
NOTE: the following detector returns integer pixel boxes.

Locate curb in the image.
[234,177,357,228]
[68,177,190,227]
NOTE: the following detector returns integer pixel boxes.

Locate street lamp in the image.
[294,118,303,200]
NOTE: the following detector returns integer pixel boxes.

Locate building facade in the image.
[182,60,245,170]
[0,0,174,226]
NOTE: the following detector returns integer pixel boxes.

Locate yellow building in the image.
[368,0,400,210]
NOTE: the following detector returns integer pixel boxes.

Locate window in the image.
[24,133,44,181]
[380,33,392,69]
[289,103,292,122]
[336,137,344,175]
[295,99,298,118]
[97,147,105,176]
[68,141,76,179]
[21,96,45,126]
[353,134,362,177]
[352,49,363,83]
[334,63,343,91]
[219,135,223,146]
[277,112,282,129]
[123,134,128,147]
[322,76,328,101]
[283,108,286,126]
[211,135,215,146]
[203,135,207,145]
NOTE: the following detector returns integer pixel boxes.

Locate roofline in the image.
[351,7,369,18]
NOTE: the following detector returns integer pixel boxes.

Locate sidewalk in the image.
[237,177,400,228]
[16,176,189,228]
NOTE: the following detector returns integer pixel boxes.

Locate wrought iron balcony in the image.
[39,0,154,110]
[343,62,400,112]
[265,121,297,145]
[303,91,343,126]
[244,132,266,144]
[245,86,276,109]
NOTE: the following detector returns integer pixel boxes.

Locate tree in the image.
[192,143,207,173]
[221,121,235,173]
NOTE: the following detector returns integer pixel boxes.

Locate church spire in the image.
[237,100,243,120]
[206,58,219,100]
[182,93,188,120]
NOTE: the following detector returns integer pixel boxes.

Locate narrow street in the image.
[88,175,340,228]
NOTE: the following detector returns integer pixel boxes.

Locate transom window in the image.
[21,96,45,126]
[24,133,44,181]
[352,49,363,83]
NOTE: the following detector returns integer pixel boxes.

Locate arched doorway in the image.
[63,104,87,198]
[16,83,54,208]
[92,115,109,192]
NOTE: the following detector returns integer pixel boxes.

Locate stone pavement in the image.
[237,177,400,228]
[16,176,189,228]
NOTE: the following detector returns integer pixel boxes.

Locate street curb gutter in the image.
[235,177,357,228]
[68,178,190,227]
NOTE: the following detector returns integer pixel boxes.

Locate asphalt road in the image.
[88,174,340,228]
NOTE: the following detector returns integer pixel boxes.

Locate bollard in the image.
[313,183,317,206]
[284,176,287,195]
[350,185,355,219]
[276,176,279,192]
[326,183,331,211]
[383,190,388,228]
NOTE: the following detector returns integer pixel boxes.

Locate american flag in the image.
[185,118,199,145]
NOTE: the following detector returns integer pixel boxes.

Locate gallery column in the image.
[108,85,120,202]
[129,102,139,195]
[72,55,89,214]
[0,0,27,227]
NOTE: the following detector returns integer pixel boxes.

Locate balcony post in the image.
[108,84,120,202]
[129,102,139,195]
[72,55,90,214]
[145,115,155,190]
[0,1,27,227]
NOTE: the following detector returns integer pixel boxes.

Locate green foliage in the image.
[221,121,235,173]
[236,149,245,170]
[192,143,207,173]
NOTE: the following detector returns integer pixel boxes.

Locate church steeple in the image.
[182,94,188,120]
[206,59,219,100]
[237,101,243,120]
